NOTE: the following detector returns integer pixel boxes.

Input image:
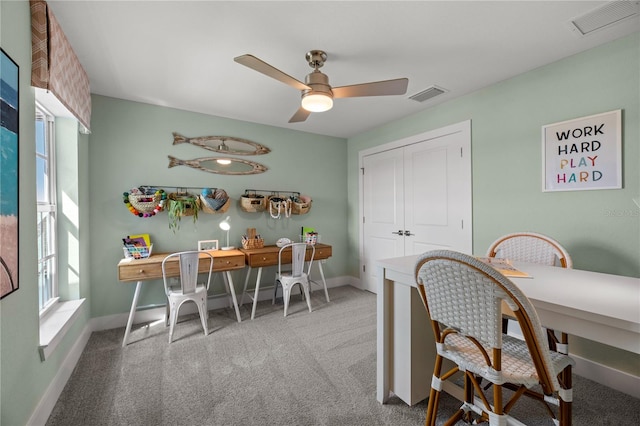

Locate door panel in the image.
[362,125,472,293]
[362,149,404,293]
[404,131,471,256]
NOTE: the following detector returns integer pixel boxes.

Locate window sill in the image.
[39,299,86,361]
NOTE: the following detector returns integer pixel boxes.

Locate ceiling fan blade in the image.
[234,54,310,91]
[288,107,311,123]
[332,78,409,98]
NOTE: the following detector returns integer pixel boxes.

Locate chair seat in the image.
[272,243,315,317]
[167,284,208,298]
[441,332,575,389]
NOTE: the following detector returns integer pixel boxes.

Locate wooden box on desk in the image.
[118,251,246,282]
[240,243,332,268]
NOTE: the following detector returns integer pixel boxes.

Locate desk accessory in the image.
[219,216,235,250]
[242,228,265,249]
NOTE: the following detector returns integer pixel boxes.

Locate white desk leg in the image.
[224,271,242,323]
[221,273,234,310]
[251,267,263,320]
[240,266,253,306]
[123,280,143,347]
[377,266,391,403]
[316,261,330,302]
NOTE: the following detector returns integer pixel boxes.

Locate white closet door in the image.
[361,123,472,293]
[404,131,472,255]
[362,148,405,293]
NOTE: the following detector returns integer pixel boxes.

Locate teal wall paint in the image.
[347,33,640,375]
[88,95,348,318]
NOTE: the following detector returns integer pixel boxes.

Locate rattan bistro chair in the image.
[162,251,214,343]
[486,232,573,269]
[486,232,573,353]
[415,250,574,426]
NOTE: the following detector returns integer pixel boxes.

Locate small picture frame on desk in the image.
[198,240,218,251]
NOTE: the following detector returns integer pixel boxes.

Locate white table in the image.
[376,254,640,406]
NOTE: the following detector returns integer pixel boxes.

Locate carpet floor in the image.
[46,286,639,425]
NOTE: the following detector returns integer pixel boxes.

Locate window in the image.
[36,104,57,313]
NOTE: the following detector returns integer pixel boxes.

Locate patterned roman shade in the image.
[31,0,91,132]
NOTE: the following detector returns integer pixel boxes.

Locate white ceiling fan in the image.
[234,50,409,123]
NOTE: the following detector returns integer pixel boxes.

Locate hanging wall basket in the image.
[199,188,231,214]
[123,188,166,217]
[291,195,312,215]
[167,192,199,232]
[240,193,266,213]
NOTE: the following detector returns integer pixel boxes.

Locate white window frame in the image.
[36,103,58,317]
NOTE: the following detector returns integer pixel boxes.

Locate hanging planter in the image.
[167,192,199,232]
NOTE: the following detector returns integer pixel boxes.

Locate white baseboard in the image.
[92,276,350,331]
[572,353,640,399]
[27,322,92,426]
[506,321,639,398]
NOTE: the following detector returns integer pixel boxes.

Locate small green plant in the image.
[167,193,199,232]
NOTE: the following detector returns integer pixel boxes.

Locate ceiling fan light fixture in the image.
[216,158,232,165]
[301,92,333,112]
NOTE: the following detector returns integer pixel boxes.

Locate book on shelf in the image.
[476,257,531,278]
[127,233,151,247]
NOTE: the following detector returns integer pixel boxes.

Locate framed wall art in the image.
[1,48,19,299]
[542,110,622,192]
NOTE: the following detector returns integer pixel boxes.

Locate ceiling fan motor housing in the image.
[303,70,333,98]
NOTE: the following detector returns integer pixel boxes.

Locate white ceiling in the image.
[47,1,639,138]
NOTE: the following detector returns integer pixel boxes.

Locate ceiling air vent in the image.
[409,85,448,103]
[570,0,639,36]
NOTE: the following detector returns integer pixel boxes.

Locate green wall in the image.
[88,96,348,318]
[347,33,640,374]
[1,2,91,425]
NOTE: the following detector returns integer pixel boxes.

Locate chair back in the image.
[279,243,314,278]
[415,250,561,394]
[162,250,214,296]
[486,232,572,268]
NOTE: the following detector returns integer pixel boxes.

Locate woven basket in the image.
[168,192,198,217]
[241,237,265,250]
[292,200,312,215]
[128,193,161,213]
[240,194,266,212]
[199,195,230,214]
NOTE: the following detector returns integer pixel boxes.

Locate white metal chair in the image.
[162,250,214,343]
[415,250,575,426]
[486,232,573,353]
[272,243,314,317]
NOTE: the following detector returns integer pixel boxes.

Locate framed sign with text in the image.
[542,110,621,192]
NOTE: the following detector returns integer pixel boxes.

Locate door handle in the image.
[391,230,403,235]
[404,230,414,236]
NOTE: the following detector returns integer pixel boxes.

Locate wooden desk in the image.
[118,249,245,346]
[239,243,332,319]
[376,254,640,406]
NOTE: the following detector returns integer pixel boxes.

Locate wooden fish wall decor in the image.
[168,156,268,175]
[173,132,270,155]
